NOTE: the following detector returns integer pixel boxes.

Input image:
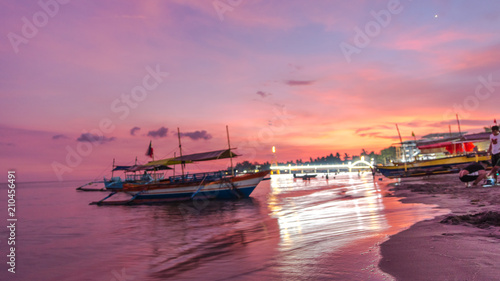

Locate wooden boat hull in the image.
[377,154,491,179]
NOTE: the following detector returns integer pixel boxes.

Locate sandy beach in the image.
[379,174,500,281]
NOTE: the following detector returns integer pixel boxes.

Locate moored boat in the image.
[90,126,269,205]
[377,153,491,179]
[91,169,269,205]
[377,125,493,179]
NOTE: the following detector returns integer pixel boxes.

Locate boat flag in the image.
[146,141,154,158]
[411,131,415,137]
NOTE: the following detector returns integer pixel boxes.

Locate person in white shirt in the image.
[487,125,500,183]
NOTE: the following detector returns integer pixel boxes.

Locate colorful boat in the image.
[377,128,493,179]
[90,125,269,205]
[90,149,269,205]
[377,153,491,179]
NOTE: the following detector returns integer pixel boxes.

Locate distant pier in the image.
[270,160,374,174]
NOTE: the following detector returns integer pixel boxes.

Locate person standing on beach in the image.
[488,125,500,183]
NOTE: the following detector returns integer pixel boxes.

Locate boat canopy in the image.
[461,132,490,142]
[112,164,171,172]
[415,132,489,148]
[112,165,133,171]
[418,141,475,154]
[145,149,238,166]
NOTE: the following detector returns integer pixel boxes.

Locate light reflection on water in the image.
[267,173,447,280]
[270,174,389,250]
[0,173,448,281]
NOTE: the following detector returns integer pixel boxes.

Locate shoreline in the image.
[378,174,500,280]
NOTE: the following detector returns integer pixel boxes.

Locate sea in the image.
[0,172,447,281]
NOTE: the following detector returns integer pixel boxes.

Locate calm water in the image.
[0,173,447,281]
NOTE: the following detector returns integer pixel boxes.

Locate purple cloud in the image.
[0,142,15,147]
[147,127,168,138]
[180,130,212,141]
[130,126,141,136]
[77,133,116,144]
[285,80,315,86]
[256,91,272,98]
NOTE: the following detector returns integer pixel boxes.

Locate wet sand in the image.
[379,174,500,281]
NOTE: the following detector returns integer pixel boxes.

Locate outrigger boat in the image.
[377,153,491,179]
[377,130,492,179]
[90,127,269,205]
[90,149,269,205]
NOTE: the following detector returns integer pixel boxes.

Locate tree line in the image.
[233,146,397,172]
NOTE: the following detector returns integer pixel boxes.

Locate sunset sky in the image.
[1,0,500,182]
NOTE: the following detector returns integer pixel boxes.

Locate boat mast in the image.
[456,114,466,154]
[173,152,176,176]
[226,125,234,176]
[134,156,138,177]
[177,127,184,177]
[456,114,462,136]
[395,124,407,172]
[112,158,115,178]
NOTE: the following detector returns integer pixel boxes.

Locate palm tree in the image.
[344,153,350,162]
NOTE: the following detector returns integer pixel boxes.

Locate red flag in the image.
[145,141,153,158]
[495,119,497,125]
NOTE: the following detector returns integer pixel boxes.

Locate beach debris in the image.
[470,199,480,205]
[440,211,500,229]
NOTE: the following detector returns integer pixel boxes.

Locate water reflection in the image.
[9,176,446,281]
[267,173,445,280]
[269,173,389,249]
